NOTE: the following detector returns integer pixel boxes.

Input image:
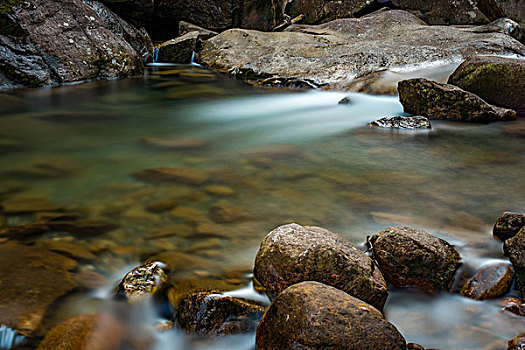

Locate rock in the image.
[141,136,209,150]
[397,78,517,123]
[502,297,525,317]
[132,167,210,186]
[37,313,124,350]
[286,0,369,24]
[493,212,525,240]
[368,115,431,129]
[73,270,110,290]
[407,343,425,350]
[176,291,265,335]
[508,333,525,350]
[146,251,212,276]
[504,227,525,297]
[256,281,406,350]
[496,0,525,43]
[254,223,388,310]
[37,240,98,261]
[196,10,525,91]
[156,32,200,64]
[205,185,236,196]
[145,198,179,213]
[237,0,286,31]
[167,278,241,309]
[179,21,218,39]
[1,198,61,214]
[170,206,207,223]
[46,220,118,236]
[0,223,50,239]
[396,0,494,25]
[460,262,514,300]
[370,226,462,293]
[0,243,78,336]
[100,0,154,28]
[0,0,151,90]
[448,56,525,116]
[208,200,247,223]
[116,261,168,302]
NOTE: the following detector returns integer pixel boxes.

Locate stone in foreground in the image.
[370,226,462,293]
[448,56,525,116]
[254,223,388,310]
[368,116,431,129]
[460,262,514,300]
[504,227,525,297]
[256,281,406,350]
[493,212,525,241]
[116,261,168,302]
[176,291,265,335]
[398,78,517,123]
[508,332,525,350]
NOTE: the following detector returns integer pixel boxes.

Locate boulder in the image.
[459,262,514,300]
[286,0,370,25]
[156,32,199,64]
[254,223,388,310]
[448,56,525,116]
[496,0,525,42]
[396,0,495,25]
[237,0,287,31]
[0,243,78,336]
[116,261,168,302]
[100,0,154,28]
[508,333,525,350]
[37,313,124,350]
[0,0,152,90]
[504,227,525,297]
[493,212,525,240]
[370,226,462,293]
[397,78,517,123]
[132,167,210,186]
[179,21,218,39]
[256,281,406,350]
[176,291,265,335]
[368,116,431,129]
[197,10,525,91]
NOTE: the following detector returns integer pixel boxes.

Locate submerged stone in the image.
[368,116,431,129]
[398,78,517,123]
[132,167,210,186]
[256,281,406,350]
[208,200,248,223]
[141,137,209,150]
[254,223,388,310]
[460,262,514,300]
[493,212,525,241]
[116,261,168,302]
[0,198,61,214]
[370,226,462,293]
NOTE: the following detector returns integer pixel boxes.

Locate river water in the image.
[1,64,525,349]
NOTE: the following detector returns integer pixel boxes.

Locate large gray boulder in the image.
[196,10,525,90]
[0,0,152,90]
[254,223,388,310]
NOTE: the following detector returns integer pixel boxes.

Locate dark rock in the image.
[176,291,265,335]
[1,198,61,214]
[0,223,50,239]
[504,227,525,297]
[156,32,199,64]
[237,0,286,31]
[508,333,525,350]
[167,278,241,310]
[37,240,98,262]
[132,167,210,186]
[254,223,388,310]
[37,313,124,350]
[370,226,462,293]
[496,0,525,43]
[0,0,151,90]
[493,212,525,240]
[286,0,368,24]
[141,136,209,150]
[145,198,179,213]
[338,97,352,105]
[100,0,154,28]
[256,281,406,350]
[179,21,218,39]
[116,261,168,302]
[502,297,525,317]
[197,10,525,91]
[407,343,425,350]
[0,243,78,336]
[398,78,517,123]
[368,115,431,129]
[397,0,492,24]
[46,220,118,236]
[448,56,525,116]
[208,200,247,223]
[460,262,514,300]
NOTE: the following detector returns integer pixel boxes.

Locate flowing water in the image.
[1,64,525,349]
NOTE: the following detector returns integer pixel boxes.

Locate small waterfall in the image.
[0,326,25,350]
[153,48,159,63]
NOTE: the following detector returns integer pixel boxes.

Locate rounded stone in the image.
[254,223,388,310]
[493,212,525,241]
[460,262,514,300]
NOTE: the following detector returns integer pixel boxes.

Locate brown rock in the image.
[168,278,240,309]
[398,78,517,123]
[254,223,388,310]
[205,185,236,196]
[178,21,218,39]
[0,223,50,239]
[502,297,525,317]
[209,200,247,223]
[493,212,525,241]
[132,167,210,185]
[504,227,525,297]
[508,332,525,350]
[370,226,462,293]
[116,261,168,302]
[256,281,406,350]
[46,221,118,236]
[141,136,208,150]
[37,313,124,350]
[145,198,179,213]
[37,240,98,261]
[460,262,514,300]
[156,32,200,64]
[176,291,265,335]
[1,198,61,214]
[73,271,110,290]
[0,243,78,336]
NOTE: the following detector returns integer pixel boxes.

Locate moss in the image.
[0,0,21,14]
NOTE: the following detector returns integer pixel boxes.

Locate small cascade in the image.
[0,326,25,350]
[190,51,196,65]
[152,47,159,63]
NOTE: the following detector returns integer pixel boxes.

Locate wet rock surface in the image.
[176,291,265,335]
[116,261,168,302]
[0,0,152,90]
[156,32,200,64]
[0,243,78,336]
[370,226,462,292]
[256,281,406,350]
[37,313,124,350]
[504,227,525,297]
[460,262,514,300]
[493,212,525,241]
[197,10,525,90]
[368,116,431,129]
[448,56,525,116]
[254,223,388,310]
[398,78,517,122]
[508,332,525,350]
